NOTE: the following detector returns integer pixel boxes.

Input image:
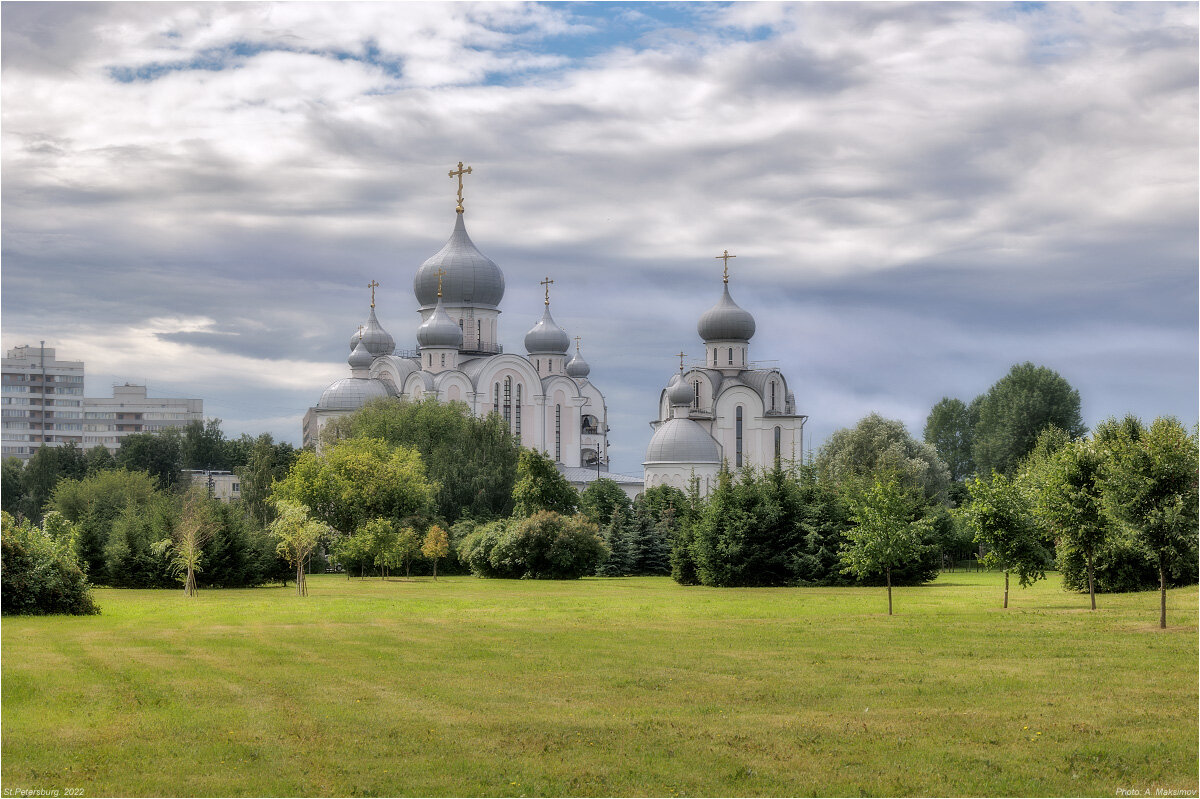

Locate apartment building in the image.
[1,344,86,459]
[2,344,204,461]
[84,383,203,452]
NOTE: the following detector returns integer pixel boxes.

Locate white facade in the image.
[644,274,807,495]
[306,202,617,478]
[187,469,242,501]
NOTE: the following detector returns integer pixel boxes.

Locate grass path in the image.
[2,572,1196,797]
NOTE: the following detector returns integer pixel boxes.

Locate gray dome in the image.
[525,306,570,354]
[414,213,505,310]
[349,307,395,356]
[417,298,463,348]
[348,338,374,370]
[698,284,755,343]
[644,418,721,464]
[565,352,590,378]
[317,377,391,411]
[668,377,695,406]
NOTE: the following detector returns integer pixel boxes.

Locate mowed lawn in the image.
[2,572,1196,797]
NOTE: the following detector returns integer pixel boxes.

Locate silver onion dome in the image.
[317,377,391,412]
[525,306,570,354]
[414,213,505,310]
[565,352,590,378]
[417,297,464,349]
[667,377,695,406]
[697,284,756,343]
[349,307,396,356]
[348,338,374,371]
[644,418,721,464]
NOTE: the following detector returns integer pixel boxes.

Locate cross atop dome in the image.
[716,249,736,284]
[449,161,472,213]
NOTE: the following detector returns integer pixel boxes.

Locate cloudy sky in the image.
[3,1,1196,476]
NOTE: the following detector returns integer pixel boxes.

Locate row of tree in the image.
[961,416,1198,626]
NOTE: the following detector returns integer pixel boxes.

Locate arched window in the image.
[428,353,432,367]
[493,383,500,415]
[693,380,701,409]
[503,377,512,426]
[515,384,522,437]
[728,348,734,365]
[477,320,482,344]
[458,319,463,329]
[712,349,717,366]
[774,426,781,464]
[770,382,776,411]
[735,406,744,468]
[536,359,540,372]
[555,404,562,462]
[440,353,446,367]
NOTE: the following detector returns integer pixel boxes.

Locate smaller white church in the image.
[644,253,807,495]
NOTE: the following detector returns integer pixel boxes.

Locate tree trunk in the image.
[1086,548,1096,611]
[1003,570,1009,609]
[296,563,304,597]
[432,559,438,581]
[1159,558,1167,629]
[886,566,893,616]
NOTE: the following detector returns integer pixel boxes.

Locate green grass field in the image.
[2,571,1196,797]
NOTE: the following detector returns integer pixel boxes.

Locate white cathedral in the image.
[304,165,806,497]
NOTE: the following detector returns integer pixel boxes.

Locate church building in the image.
[304,164,640,494]
[643,252,808,495]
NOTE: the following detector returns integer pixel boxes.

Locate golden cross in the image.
[677,351,686,372]
[715,249,736,284]
[540,276,554,306]
[449,161,472,213]
[367,279,379,308]
[436,268,446,299]
[357,325,365,341]
[574,335,582,354]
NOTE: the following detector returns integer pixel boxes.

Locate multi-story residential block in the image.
[2,344,86,459]
[83,384,204,453]
[185,469,242,502]
[2,344,204,461]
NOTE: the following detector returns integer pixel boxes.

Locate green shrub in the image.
[460,513,607,580]
[1,511,99,616]
[1057,527,1199,594]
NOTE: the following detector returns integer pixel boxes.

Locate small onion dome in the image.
[697,284,756,343]
[565,348,591,378]
[525,306,570,355]
[644,418,721,464]
[414,213,505,310]
[317,377,391,411]
[348,338,374,371]
[416,298,463,349]
[667,377,695,407]
[349,306,396,357]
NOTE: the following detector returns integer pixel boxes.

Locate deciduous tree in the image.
[1101,416,1198,628]
[816,413,950,503]
[972,362,1085,476]
[839,474,932,615]
[924,397,976,481]
[422,525,450,580]
[512,450,578,518]
[269,501,325,597]
[959,471,1049,608]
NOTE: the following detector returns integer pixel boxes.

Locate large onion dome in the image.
[413,213,505,310]
[417,297,463,349]
[525,306,570,355]
[697,284,756,343]
[349,306,395,356]
[317,377,391,411]
[644,418,720,464]
[565,343,591,378]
